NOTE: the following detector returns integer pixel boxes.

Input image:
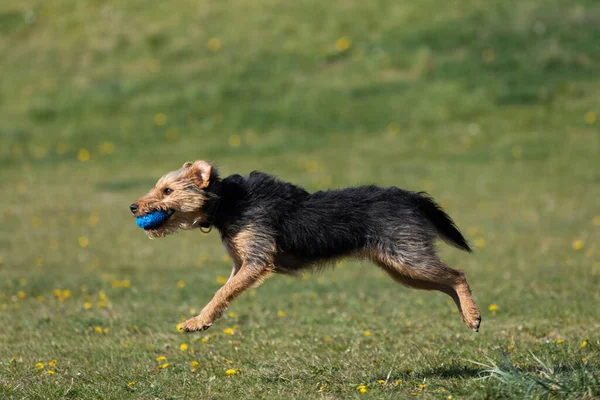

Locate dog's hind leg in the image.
[374,251,481,332]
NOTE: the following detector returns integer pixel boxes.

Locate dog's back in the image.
[224,173,469,272]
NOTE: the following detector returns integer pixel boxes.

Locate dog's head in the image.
[130,160,218,238]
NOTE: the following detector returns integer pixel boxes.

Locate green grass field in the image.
[1,0,600,398]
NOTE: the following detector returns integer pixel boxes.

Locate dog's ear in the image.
[189,160,213,189]
[181,161,193,169]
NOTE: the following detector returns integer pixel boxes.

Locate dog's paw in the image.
[468,314,482,332]
[181,317,213,333]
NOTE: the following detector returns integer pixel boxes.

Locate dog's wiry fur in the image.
[131,160,481,333]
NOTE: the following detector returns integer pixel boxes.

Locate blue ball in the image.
[136,210,171,229]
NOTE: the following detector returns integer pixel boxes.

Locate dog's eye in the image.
[163,188,173,196]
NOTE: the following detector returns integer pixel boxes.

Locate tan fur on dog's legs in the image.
[376,261,481,332]
[181,264,271,332]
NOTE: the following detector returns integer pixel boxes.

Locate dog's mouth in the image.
[135,209,175,230]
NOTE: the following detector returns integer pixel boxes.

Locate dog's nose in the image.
[129,203,138,214]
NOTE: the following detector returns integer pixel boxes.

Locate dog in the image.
[130,160,481,333]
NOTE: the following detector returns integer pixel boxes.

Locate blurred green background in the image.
[1,0,599,398]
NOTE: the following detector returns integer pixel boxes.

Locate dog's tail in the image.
[414,192,472,253]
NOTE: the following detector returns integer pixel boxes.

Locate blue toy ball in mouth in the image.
[135,210,174,229]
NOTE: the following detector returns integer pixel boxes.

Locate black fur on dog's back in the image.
[209,172,471,273]
[413,192,471,253]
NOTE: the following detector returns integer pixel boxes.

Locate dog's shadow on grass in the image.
[418,365,484,379]
[370,365,484,383]
[401,362,600,381]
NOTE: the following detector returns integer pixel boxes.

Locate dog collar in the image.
[198,222,213,234]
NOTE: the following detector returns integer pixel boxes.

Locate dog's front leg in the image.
[181,263,270,332]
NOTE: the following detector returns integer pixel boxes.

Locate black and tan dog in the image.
[130,160,481,333]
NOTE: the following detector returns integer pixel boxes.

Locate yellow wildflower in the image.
[377,379,385,384]
[305,160,319,173]
[180,343,188,351]
[572,240,584,250]
[177,280,185,288]
[36,362,45,370]
[228,312,238,318]
[584,111,596,125]
[228,134,241,148]
[190,360,199,371]
[78,236,89,248]
[488,304,499,312]
[177,323,183,332]
[225,369,238,375]
[277,310,286,317]
[99,142,115,155]
[335,37,351,52]
[88,214,99,228]
[356,385,368,393]
[223,328,235,335]
[363,331,371,337]
[474,237,486,248]
[157,363,169,369]
[94,326,103,333]
[216,276,227,284]
[17,291,26,299]
[128,382,135,387]
[581,339,588,348]
[207,38,221,52]
[47,370,55,375]
[154,113,168,126]
[78,148,90,162]
[48,360,57,367]
[156,356,167,362]
[556,339,564,344]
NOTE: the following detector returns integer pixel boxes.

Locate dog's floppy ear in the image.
[181,161,193,169]
[189,160,213,189]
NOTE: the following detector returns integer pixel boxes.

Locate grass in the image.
[1,0,599,398]
[474,352,600,399]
